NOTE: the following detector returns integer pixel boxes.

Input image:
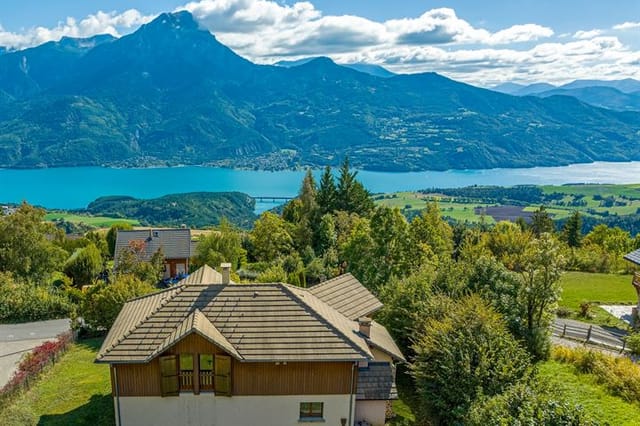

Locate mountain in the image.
[536,86,640,112]
[491,82,526,95]
[514,83,557,96]
[560,78,640,93]
[0,11,639,172]
[275,57,395,78]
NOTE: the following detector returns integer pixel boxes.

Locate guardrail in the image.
[552,322,628,353]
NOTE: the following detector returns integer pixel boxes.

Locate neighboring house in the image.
[623,248,640,320]
[114,229,192,279]
[96,265,404,426]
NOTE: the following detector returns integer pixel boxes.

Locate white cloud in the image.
[0,9,153,50]
[573,29,602,39]
[613,22,640,30]
[0,0,638,85]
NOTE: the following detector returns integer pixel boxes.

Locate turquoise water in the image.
[2,161,640,211]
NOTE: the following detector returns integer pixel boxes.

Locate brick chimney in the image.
[358,317,372,338]
[221,263,231,285]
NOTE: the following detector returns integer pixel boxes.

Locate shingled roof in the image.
[624,248,640,265]
[356,363,398,401]
[308,273,383,320]
[114,229,191,266]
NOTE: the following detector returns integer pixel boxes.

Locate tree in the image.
[194,218,246,270]
[63,243,103,287]
[335,157,374,216]
[410,201,453,261]
[316,165,337,215]
[562,211,582,248]
[487,221,531,271]
[412,295,531,424]
[80,274,155,330]
[249,212,293,262]
[106,222,133,257]
[0,202,66,282]
[530,205,554,237]
[517,234,565,359]
[114,242,165,284]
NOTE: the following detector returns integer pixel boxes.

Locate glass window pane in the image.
[200,354,213,371]
[180,354,193,371]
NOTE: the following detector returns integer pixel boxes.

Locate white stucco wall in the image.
[354,400,386,426]
[115,394,355,426]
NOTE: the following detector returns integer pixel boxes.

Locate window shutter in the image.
[214,354,231,396]
[160,355,179,396]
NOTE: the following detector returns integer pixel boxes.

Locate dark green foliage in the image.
[467,379,599,425]
[316,166,337,215]
[106,222,133,257]
[79,274,155,330]
[336,157,374,215]
[530,205,555,237]
[63,243,103,287]
[87,192,257,229]
[412,295,531,424]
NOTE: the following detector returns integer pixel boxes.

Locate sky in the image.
[0,0,639,86]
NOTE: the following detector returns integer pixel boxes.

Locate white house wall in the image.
[354,400,387,426]
[115,394,355,426]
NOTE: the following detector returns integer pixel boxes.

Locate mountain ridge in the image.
[0,11,639,172]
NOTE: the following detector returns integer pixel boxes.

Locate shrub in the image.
[556,306,572,318]
[0,273,74,323]
[579,301,594,319]
[625,332,640,355]
[467,378,599,425]
[551,346,640,403]
[412,295,531,424]
[0,331,73,408]
[79,274,155,331]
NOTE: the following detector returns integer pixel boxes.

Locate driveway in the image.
[0,318,70,388]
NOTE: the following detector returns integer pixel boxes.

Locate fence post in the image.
[562,324,567,337]
[586,325,592,343]
[621,339,626,353]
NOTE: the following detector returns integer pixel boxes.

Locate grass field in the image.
[538,361,640,425]
[0,338,114,426]
[45,212,139,228]
[558,271,635,328]
[374,192,494,223]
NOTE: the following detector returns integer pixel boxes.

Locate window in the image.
[199,354,214,391]
[179,353,194,391]
[299,402,324,421]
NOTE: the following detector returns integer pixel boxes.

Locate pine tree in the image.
[336,157,374,216]
[530,205,554,237]
[562,211,582,248]
[316,166,337,214]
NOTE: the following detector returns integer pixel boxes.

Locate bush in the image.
[467,378,599,425]
[556,306,572,318]
[579,300,594,319]
[0,273,74,323]
[551,346,640,403]
[0,331,73,408]
[625,332,640,355]
[412,295,531,424]
[79,274,155,331]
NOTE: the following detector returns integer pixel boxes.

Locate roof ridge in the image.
[280,283,370,360]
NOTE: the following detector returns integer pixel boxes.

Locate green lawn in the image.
[0,338,114,426]
[558,271,635,328]
[45,212,139,228]
[374,192,493,223]
[538,361,640,425]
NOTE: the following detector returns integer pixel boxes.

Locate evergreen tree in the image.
[562,211,582,248]
[336,156,374,216]
[530,205,554,237]
[316,166,337,215]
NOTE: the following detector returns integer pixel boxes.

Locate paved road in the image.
[553,318,627,351]
[0,318,70,388]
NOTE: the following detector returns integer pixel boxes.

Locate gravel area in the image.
[600,305,635,325]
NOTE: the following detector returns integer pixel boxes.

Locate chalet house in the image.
[96,264,404,426]
[623,248,640,321]
[114,229,192,279]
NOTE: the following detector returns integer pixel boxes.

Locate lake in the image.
[2,161,640,212]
